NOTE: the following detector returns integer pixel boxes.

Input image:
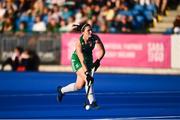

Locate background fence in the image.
[0,33,60,64]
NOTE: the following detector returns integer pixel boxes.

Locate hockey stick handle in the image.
[87,68,95,86]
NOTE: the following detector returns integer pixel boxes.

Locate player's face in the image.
[83,26,92,38]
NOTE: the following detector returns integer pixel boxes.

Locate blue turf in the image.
[0,72,180,119]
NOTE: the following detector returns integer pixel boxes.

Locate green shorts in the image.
[71,52,93,72]
[71,53,82,72]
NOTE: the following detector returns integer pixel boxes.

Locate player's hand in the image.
[85,71,94,85]
[93,59,100,71]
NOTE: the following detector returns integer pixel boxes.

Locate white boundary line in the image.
[0,91,180,97]
[101,115,180,119]
[1,115,180,120]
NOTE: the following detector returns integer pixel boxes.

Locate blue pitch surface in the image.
[0,71,180,119]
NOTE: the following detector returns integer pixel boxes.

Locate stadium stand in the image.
[0,0,179,34]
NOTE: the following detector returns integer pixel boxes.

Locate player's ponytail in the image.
[72,24,81,32]
[72,23,91,32]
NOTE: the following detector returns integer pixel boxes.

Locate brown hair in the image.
[72,23,91,32]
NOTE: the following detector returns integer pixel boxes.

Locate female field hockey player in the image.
[57,23,105,108]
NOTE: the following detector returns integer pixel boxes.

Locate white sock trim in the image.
[61,83,78,94]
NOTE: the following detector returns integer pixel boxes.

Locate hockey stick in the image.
[84,68,95,110]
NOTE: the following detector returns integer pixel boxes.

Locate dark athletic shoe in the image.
[57,86,64,102]
[90,101,100,109]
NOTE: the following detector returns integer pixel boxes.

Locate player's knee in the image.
[75,84,84,90]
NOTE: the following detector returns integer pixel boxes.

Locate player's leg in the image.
[57,68,86,102]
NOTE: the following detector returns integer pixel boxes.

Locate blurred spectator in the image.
[59,18,68,32]
[65,16,76,32]
[119,15,132,32]
[61,6,73,21]
[15,21,28,35]
[33,0,45,15]
[32,15,47,32]
[110,14,132,33]
[0,2,6,18]
[101,2,115,22]
[1,46,40,71]
[19,49,40,71]
[48,4,61,22]
[1,46,24,71]
[3,17,13,33]
[4,0,17,16]
[99,21,109,33]
[153,0,167,16]
[47,17,60,33]
[16,0,31,17]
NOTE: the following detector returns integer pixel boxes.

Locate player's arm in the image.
[95,36,105,61]
[93,35,105,71]
[75,39,88,73]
